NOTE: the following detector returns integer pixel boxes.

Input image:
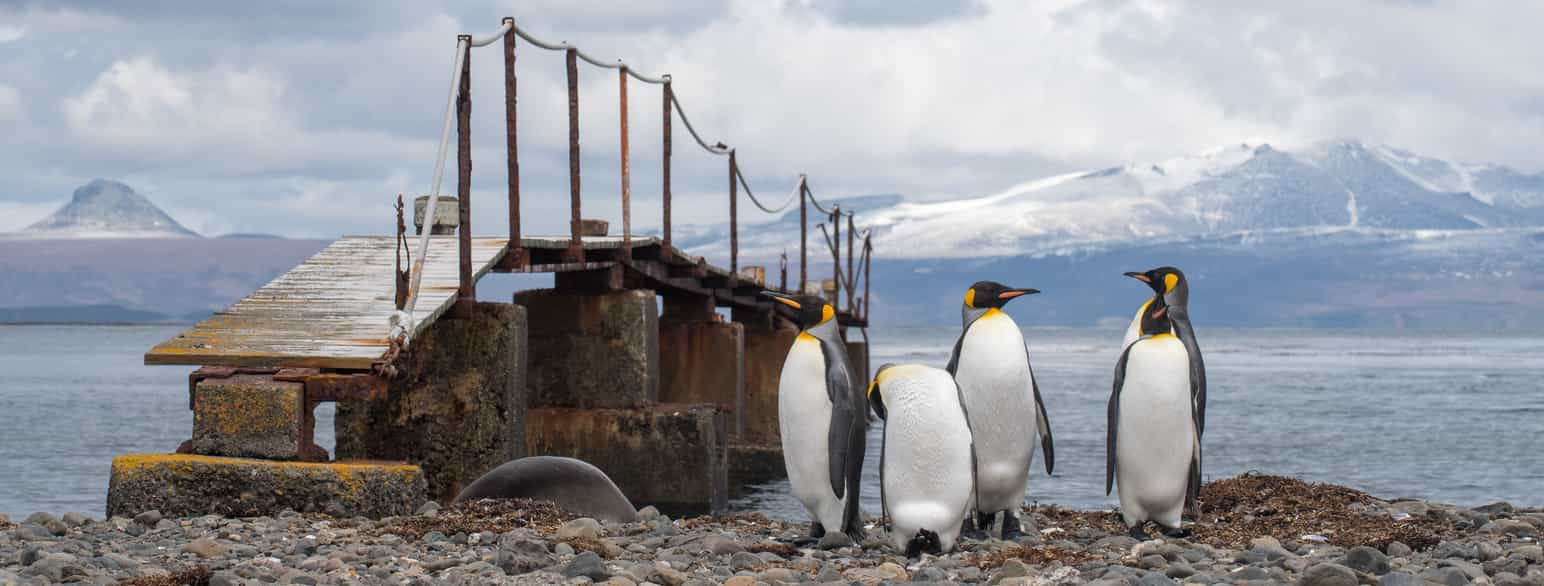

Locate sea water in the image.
[0,325,1540,519]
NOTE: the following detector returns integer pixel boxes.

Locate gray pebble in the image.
[132,510,162,527]
[1343,545,1391,575]
[729,551,763,570]
[1299,563,1359,586]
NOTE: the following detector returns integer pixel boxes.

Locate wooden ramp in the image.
[145,236,509,370]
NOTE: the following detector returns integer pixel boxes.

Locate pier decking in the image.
[145,235,863,371]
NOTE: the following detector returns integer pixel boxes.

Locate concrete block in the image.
[335,302,526,503]
[728,442,786,496]
[659,321,744,436]
[107,454,424,519]
[740,324,799,445]
[189,374,321,460]
[526,404,727,515]
[514,288,659,409]
[846,340,870,390]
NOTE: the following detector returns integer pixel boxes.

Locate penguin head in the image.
[761,291,835,330]
[866,363,897,421]
[1138,297,1174,337]
[1124,266,1189,308]
[963,281,1040,311]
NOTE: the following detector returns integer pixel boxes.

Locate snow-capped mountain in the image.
[686,140,1544,261]
[14,179,199,238]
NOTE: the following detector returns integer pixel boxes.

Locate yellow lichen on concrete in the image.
[112,453,419,475]
[107,454,426,519]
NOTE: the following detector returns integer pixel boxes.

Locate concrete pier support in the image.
[526,405,728,514]
[846,338,870,389]
[658,320,744,436]
[727,310,799,491]
[515,289,659,408]
[107,455,424,519]
[335,302,527,503]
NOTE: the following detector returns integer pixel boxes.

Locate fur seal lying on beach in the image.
[453,456,641,523]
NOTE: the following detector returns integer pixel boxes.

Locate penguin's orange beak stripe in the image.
[999,291,1026,300]
[773,297,801,310]
[1151,306,1168,319]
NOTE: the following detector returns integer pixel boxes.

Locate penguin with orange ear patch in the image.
[946,281,1055,540]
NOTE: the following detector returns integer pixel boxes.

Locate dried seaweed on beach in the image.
[378,498,573,539]
[115,566,211,586]
[1192,473,1456,551]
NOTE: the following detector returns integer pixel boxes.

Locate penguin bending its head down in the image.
[945,281,1055,541]
[868,363,976,557]
[1107,296,1200,539]
[763,291,867,543]
[1121,267,1207,438]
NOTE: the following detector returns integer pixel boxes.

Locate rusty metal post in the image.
[831,206,841,312]
[563,47,584,263]
[846,213,855,311]
[799,180,807,293]
[780,251,788,291]
[502,17,528,268]
[619,67,631,255]
[729,149,738,276]
[863,234,872,321]
[454,35,475,316]
[661,81,673,260]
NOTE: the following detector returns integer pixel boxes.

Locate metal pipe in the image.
[662,81,673,256]
[502,17,525,267]
[619,67,631,254]
[456,36,474,314]
[831,206,841,311]
[846,213,855,311]
[780,251,787,291]
[863,235,872,321]
[799,179,807,292]
[564,47,583,262]
[729,149,738,276]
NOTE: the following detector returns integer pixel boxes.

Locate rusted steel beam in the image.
[563,47,584,263]
[501,17,529,269]
[661,81,673,261]
[780,251,788,291]
[555,264,625,292]
[668,256,708,278]
[619,67,631,254]
[799,180,807,292]
[863,234,872,321]
[273,367,321,383]
[846,213,855,311]
[729,150,738,275]
[455,36,475,318]
[831,206,841,312]
[305,373,389,402]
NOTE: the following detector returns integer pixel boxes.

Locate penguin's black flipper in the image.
[1170,311,1206,438]
[1027,353,1055,475]
[1107,344,1134,496]
[818,339,857,501]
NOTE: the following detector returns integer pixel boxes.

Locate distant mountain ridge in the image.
[16,179,199,238]
[682,140,1544,261]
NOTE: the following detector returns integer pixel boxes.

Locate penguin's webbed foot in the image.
[958,517,987,541]
[791,522,824,546]
[1162,526,1192,539]
[1001,513,1023,540]
[1127,522,1151,541]
[903,529,943,559]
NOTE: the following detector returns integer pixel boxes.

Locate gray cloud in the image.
[0,0,1540,238]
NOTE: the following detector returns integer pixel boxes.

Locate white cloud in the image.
[0,24,25,43]
[0,84,23,121]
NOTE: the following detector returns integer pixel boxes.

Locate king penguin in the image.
[764,291,867,543]
[1107,295,1200,539]
[867,363,976,557]
[946,281,1054,540]
[1120,267,1207,438]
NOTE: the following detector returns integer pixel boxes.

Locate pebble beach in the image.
[2,474,1541,585]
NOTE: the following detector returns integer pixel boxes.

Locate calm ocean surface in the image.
[1,324,1541,520]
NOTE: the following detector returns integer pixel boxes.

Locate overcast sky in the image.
[1,0,1542,237]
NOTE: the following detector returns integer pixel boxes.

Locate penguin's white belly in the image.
[881,368,974,553]
[1116,337,1194,528]
[778,337,846,530]
[955,314,1036,514]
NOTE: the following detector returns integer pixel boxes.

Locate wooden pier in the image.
[118,15,878,518]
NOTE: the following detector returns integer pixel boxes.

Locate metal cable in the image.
[804,179,837,215]
[470,22,512,47]
[390,36,469,345]
[669,92,731,155]
[735,170,802,214]
[510,22,667,84]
